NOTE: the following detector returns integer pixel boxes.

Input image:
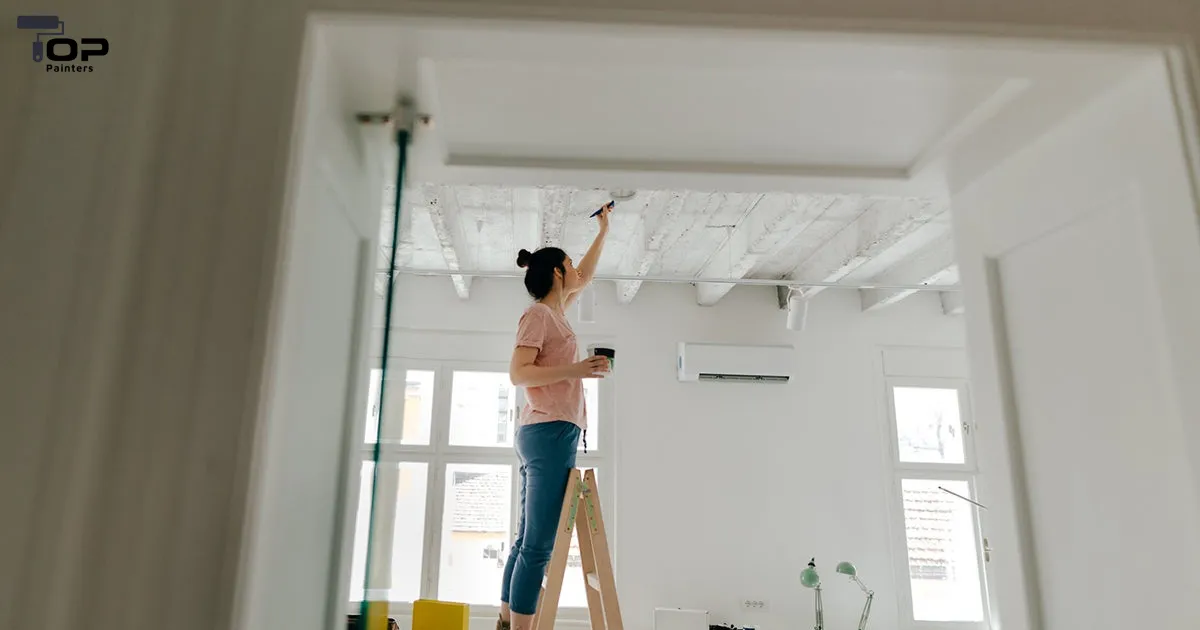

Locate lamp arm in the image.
[856,591,874,630]
[849,575,871,595]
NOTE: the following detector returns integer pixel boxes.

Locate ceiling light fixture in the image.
[786,289,809,332]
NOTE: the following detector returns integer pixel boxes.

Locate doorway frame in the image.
[247,9,1200,630]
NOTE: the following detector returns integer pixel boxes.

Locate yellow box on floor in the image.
[413,599,470,630]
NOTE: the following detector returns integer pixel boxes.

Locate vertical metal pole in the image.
[359,102,412,628]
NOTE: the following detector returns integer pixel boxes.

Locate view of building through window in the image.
[439,464,513,603]
[900,478,984,622]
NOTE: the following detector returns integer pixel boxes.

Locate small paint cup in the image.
[588,344,615,376]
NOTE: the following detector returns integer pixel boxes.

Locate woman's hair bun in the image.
[516,249,533,268]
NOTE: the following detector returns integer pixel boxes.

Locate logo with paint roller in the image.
[15,15,109,72]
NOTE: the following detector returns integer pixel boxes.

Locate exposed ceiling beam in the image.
[859,236,958,311]
[424,184,473,299]
[788,197,947,299]
[614,191,692,304]
[695,194,835,306]
[941,291,965,316]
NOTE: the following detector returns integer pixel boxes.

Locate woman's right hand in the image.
[569,355,611,379]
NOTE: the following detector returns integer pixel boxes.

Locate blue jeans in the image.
[501,421,581,615]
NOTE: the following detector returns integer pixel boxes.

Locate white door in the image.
[953,59,1200,630]
[236,30,393,630]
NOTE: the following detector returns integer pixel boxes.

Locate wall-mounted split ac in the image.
[676,342,794,383]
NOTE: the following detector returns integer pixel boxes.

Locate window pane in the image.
[364,369,434,445]
[559,467,597,608]
[900,478,984,622]
[349,461,429,602]
[449,371,517,447]
[438,463,513,604]
[893,386,965,464]
[581,380,599,452]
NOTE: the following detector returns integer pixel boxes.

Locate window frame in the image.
[352,356,614,621]
[882,375,991,630]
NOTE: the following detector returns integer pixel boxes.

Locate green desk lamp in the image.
[799,558,824,630]
[800,559,874,630]
[835,561,874,630]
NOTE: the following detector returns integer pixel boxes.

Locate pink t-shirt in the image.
[514,302,586,430]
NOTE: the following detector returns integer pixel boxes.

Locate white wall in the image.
[381,275,965,630]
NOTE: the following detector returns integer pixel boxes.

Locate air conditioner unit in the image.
[677,342,794,383]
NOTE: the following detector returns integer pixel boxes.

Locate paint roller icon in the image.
[16,15,65,62]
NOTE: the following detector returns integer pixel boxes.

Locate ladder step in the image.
[546,571,600,591]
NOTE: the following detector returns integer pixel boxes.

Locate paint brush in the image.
[590,201,615,218]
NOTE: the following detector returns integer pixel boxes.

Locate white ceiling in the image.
[323,16,1153,311]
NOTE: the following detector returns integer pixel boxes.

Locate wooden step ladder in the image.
[532,468,624,630]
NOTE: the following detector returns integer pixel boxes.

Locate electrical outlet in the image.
[740,599,768,611]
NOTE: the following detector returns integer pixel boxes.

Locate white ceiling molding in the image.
[859,235,959,311]
[424,184,473,299]
[695,194,838,306]
[787,197,947,300]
